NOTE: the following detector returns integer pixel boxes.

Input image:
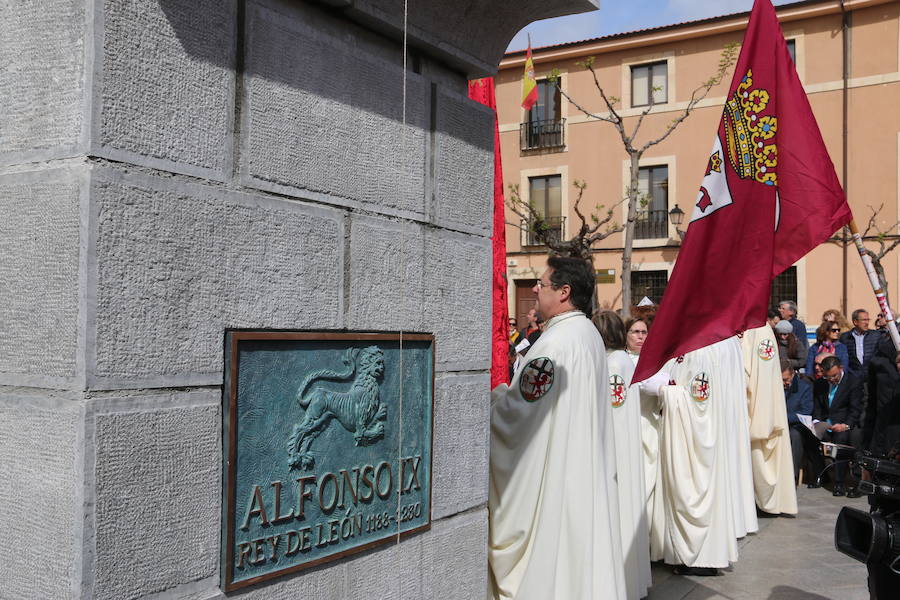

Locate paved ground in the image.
[646,486,871,600]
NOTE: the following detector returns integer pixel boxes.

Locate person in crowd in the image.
[863,334,900,454]
[627,315,665,561]
[517,308,542,357]
[781,360,814,483]
[742,325,798,515]
[874,312,888,333]
[806,321,849,374]
[774,319,808,371]
[488,256,625,600]
[802,355,864,496]
[840,309,880,379]
[594,310,651,600]
[508,316,520,346]
[779,300,809,347]
[812,351,836,380]
[822,308,853,333]
[767,308,781,330]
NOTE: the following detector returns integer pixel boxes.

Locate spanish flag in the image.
[521,36,538,111]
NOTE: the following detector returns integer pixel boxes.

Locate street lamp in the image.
[668,204,684,226]
[668,204,685,241]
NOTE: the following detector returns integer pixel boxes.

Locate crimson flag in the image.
[468,77,511,388]
[633,0,851,383]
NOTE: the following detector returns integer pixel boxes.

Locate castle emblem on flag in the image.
[691,372,710,402]
[610,374,626,407]
[757,339,776,361]
[519,357,554,402]
[723,69,778,186]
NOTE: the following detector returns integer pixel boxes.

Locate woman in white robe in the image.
[595,311,652,600]
[626,316,666,561]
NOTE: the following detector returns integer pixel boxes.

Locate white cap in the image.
[637,296,654,307]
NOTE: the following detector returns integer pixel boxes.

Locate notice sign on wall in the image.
[222,331,434,591]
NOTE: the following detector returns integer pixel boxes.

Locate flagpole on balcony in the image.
[848,219,900,351]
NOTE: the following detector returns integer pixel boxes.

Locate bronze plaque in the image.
[222,331,434,591]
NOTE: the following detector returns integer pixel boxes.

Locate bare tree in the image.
[507,179,623,314]
[549,44,738,315]
[828,204,900,308]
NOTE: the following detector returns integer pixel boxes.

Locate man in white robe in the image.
[712,337,759,539]
[742,325,798,515]
[656,344,738,572]
[488,256,626,600]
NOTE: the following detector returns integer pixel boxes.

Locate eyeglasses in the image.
[830,327,841,332]
[535,280,555,289]
[628,330,648,336]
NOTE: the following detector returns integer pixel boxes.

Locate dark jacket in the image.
[789,317,808,347]
[839,329,881,377]
[784,373,813,425]
[864,335,900,454]
[812,370,864,428]
[805,341,849,374]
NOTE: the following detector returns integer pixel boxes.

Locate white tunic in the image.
[488,311,626,600]
[607,350,652,600]
[659,345,738,568]
[636,352,666,562]
[742,325,798,515]
[712,337,759,539]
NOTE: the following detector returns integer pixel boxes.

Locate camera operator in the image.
[861,335,900,598]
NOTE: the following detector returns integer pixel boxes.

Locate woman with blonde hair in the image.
[822,308,852,333]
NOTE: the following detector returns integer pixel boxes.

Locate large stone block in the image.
[88,167,344,389]
[422,509,488,599]
[0,168,83,387]
[432,374,490,519]
[0,0,84,162]
[0,394,81,600]
[434,90,493,236]
[90,396,220,600]
[348,214,424,331]
[242,0,428,219]
[95,0,235,178]
[424,229,491,371]
[345,535,425,600]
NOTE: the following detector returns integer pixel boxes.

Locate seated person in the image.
[801,355,863,496]
[781,360,813,483]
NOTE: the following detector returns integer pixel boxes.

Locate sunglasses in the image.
[830,328,841,332]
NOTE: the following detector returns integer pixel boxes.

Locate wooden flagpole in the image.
[848,219,900,351]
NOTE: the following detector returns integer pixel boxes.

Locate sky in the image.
[507,0,797,51]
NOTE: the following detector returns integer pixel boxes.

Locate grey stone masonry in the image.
[0,0,598,598]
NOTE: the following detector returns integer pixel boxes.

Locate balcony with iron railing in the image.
[634,209,669,240]
[520,119,566,151]
[522,216,566,246]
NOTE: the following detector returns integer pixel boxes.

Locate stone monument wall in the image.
[0,0,596,598]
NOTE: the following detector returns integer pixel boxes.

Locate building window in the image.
[631,61,668,107]
[521,80,565,151]
[786,39,796,64]
[523,175,564,246]
[770,266,797,311]
[634,165,669,239]
[631,270,668,305]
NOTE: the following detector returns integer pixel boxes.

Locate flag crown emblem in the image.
[723,69,778,186]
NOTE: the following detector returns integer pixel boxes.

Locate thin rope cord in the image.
[395,0,408,555]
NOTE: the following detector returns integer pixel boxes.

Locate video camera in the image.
[834,451,900,571]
